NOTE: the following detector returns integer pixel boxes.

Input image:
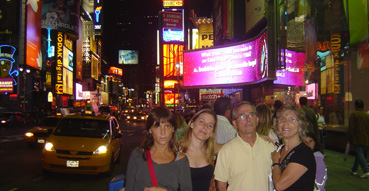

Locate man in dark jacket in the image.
[299,97,319,140]
[347,99,369,178]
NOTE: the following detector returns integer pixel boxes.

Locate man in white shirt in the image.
[214,97,237,144]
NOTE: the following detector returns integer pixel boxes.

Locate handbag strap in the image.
[146,150,158,187]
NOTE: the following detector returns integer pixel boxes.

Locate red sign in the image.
[161,12,183,30]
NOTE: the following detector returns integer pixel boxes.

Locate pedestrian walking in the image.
[347,99,369,178]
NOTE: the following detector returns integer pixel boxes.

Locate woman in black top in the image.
[178,109,221,191]
[271,104,316,191]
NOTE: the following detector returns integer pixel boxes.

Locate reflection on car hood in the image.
[48,136,109,151]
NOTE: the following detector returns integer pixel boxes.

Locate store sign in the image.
[331,33,342,94]
[56,31,64,94]
[161,11,182,30]
[183,32,267,87]
[0,78,13,93]
[163,0,183,7]
[109,67,123,76]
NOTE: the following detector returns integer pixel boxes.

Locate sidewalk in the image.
[325,149,369,190]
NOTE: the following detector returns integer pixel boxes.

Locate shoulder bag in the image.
[146,150,158,187]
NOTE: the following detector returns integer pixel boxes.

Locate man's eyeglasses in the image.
[277,117,298,124]
[236,112,256,121]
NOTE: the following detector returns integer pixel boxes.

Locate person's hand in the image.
[271,150,280,164]
[144,187,168,191]
[261,135,273,144]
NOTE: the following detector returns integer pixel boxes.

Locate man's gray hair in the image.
[231,101,256,120]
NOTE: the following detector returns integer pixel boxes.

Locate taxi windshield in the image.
[54,118,110,138]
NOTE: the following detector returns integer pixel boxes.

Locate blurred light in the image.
[25,132,34,137]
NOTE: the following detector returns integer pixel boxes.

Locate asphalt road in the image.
[0,120,146,191]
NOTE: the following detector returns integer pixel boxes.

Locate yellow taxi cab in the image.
[24,116,63,145]
[41,115,122,176]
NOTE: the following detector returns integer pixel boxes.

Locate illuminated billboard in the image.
[75,83,83,100]
[63,46,73,71]
[26,0,42,69]
[109,67,123,76]
[164,92,179,105]
[183,32,267,87]
[55,31,64,94]
[118,50,138,65]
[63,69,73,95]
[274,49,305,86]
[163,44,183,77]
[163,29,184,42]
[41,0,80,35]
[0,78,14,93]
[163,0,183,7]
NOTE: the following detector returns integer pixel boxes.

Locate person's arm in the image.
[216,180,227,191]
[272,162,307,191]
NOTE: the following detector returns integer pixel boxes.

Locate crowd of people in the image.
[123,96,369,191]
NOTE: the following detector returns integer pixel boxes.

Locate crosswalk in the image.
[0,135,24,143]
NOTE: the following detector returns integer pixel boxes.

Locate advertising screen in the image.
[163,29,184,42]
[306,83,318,100]
[63,69,73,95]
[0,78,13,93]
[183,32,267,87]
[41,0,80,35]
[118,50,138,65]
[26,0,42,69]
[75,83,83,100]
[274,49,305,86]
[63,46,73,71]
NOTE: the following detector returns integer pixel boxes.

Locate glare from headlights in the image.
[127,116,131,119]
[44,142,55,151]
[25,132,34,137]
[1,120,6,124]
[93,146,107,154]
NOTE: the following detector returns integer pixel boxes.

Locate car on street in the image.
[126,112,148,121]
[0,112,26,128]
[24,116,63,145]
[41,115,122,176]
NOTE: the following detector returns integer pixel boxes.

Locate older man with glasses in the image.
[214,101,276,191]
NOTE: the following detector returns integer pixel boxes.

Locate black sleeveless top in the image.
[190,164,214,191]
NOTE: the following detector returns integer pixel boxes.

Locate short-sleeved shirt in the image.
[214,133,275,191]
[279,143,316,191]
[125,148,192,191]
[216,115,237,144]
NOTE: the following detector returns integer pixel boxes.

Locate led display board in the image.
[164,92,179,105]
[306,83,318,100]
[75,83,83,100]
[63,69,73,95]
[183,33,267,87]
[118,50,138,65]
[109,67,123,76]
[163,44,183,77]
[0,78,14,93]
[41,0,80,35]
[161,11,183,30]
[163,29,184,42]
[63,46,73,71]
[26,0,42,69]
[274,49,305,86]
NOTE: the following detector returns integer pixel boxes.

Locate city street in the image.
[0,119,146,191]
[1,119,369,191]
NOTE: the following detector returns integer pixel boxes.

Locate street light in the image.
[19,67,30,112]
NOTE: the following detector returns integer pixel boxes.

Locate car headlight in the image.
[44,142,55,152]
[133,116,137,119]
[127,116,131,119]
[25,132,34,137]
[93,146,107,154]
[1,120,6,124]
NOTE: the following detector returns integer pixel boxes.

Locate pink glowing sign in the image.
[183,33,268,87]
[274,50,305,86]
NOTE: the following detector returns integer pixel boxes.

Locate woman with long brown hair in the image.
[125,107,191,191]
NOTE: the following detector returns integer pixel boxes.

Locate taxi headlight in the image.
[44,142,55,152]
[93,146,107,154]
[1,120,6,124]
[25,132,34,137]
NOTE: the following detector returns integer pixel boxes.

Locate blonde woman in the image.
[178,109,221,191]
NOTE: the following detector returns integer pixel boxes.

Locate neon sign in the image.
[0,45,19,86]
